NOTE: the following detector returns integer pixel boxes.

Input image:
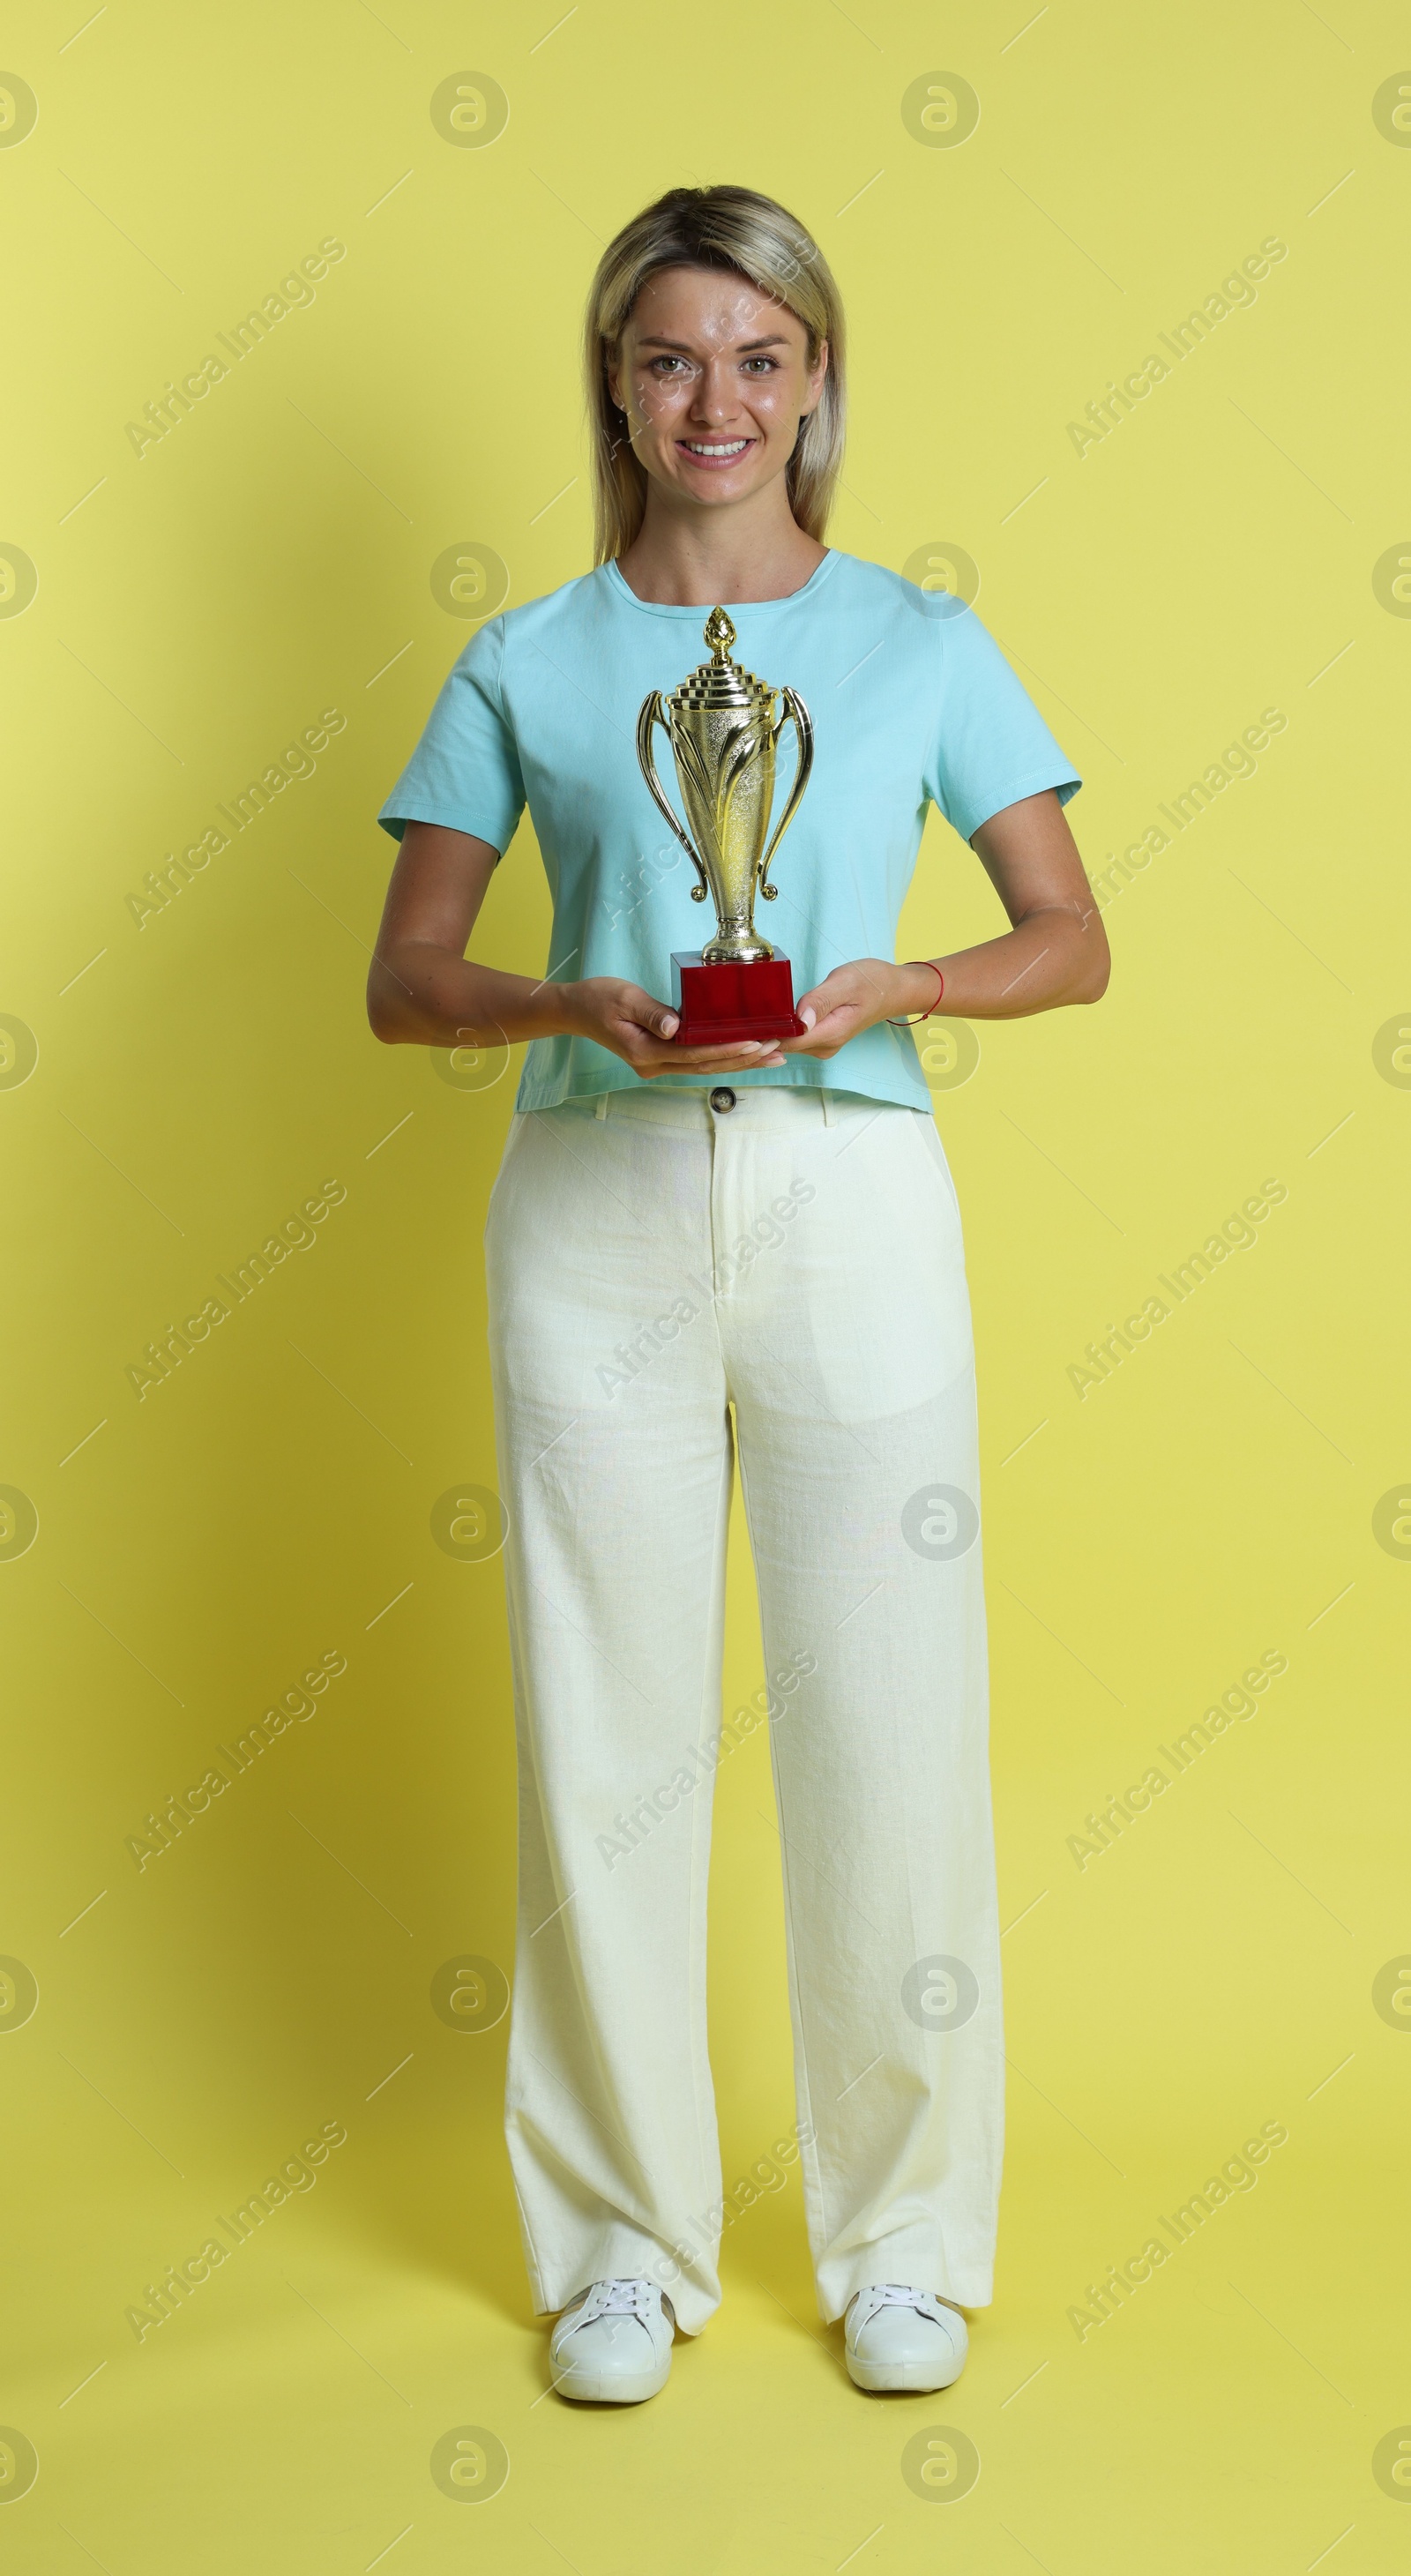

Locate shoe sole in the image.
[846,2352,966,2393]
[550,2362,670,2404]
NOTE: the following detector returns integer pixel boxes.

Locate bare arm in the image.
[366,823,560,1047]
[365,820,788,1074]
[782,788,1109,1060]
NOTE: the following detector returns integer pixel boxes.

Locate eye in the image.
[647,355,691,377]
[742,355,779,374]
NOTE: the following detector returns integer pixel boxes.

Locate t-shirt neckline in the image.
[602,549,840,618]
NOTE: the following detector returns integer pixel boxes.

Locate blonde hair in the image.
[584,184,847,565]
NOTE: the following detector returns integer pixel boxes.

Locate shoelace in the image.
[557,2278,661,2341]
[849,2282,953,2334]
[594,2279,654,2317]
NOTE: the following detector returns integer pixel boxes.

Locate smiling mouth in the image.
[677,437,755,466]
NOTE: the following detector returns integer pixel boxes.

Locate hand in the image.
[562,976,788,1079]
[780,959,935,1059]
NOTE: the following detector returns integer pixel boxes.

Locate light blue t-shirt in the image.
[377,549,1081,1113]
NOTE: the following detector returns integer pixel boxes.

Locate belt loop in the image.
[820,1088,839,1126]
[594,1093,609,1120]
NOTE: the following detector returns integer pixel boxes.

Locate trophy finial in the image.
[704,606,735,661]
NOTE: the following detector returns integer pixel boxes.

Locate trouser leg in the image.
[716,1093,1004,2318]
[484,1100,733,2332]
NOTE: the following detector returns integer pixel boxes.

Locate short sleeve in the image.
[922,602,1082,846]
[377,617,526,853]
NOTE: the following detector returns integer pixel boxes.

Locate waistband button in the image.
[708,1086,736,1114]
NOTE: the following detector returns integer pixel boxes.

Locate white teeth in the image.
[684,438,749,456]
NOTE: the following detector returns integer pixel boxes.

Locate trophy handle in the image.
[757,688,814,902]
[636,692,711,904]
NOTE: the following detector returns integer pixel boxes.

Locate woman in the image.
[369,184,1108,2404]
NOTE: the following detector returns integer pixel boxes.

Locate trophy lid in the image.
[669,606,773,713]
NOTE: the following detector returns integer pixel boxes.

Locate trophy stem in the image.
[701,921,774,967]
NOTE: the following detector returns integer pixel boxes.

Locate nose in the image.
[689,359,741,423]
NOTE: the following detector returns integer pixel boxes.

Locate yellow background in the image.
[3,0,1408,2566]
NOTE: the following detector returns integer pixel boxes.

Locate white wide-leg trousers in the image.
[483,1083,1003,2332]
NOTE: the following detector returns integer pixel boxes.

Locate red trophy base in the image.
[670,951,804,1046]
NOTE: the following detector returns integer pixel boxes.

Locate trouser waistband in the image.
[556,1086,905,1131]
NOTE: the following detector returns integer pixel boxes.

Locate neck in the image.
[614,482,826,607]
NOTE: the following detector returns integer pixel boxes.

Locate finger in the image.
[794,976,850,1019]
[618,1037,779,1071]
[780,1011,855,1051]
[660,1047,780,1070]
[637,1063,785,1080]
[623,1029,776,1057]
[618,995,680,1041]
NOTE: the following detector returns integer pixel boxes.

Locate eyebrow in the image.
[634,333,791,354]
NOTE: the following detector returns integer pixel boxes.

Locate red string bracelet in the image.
[886,961,945,1027]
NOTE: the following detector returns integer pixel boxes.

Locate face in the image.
[608,265,827,511]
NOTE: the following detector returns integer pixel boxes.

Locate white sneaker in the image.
[844,2283,968,2393]
[549,2278,676,2403]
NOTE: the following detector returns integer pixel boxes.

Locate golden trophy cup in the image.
[636,606,814,1043]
